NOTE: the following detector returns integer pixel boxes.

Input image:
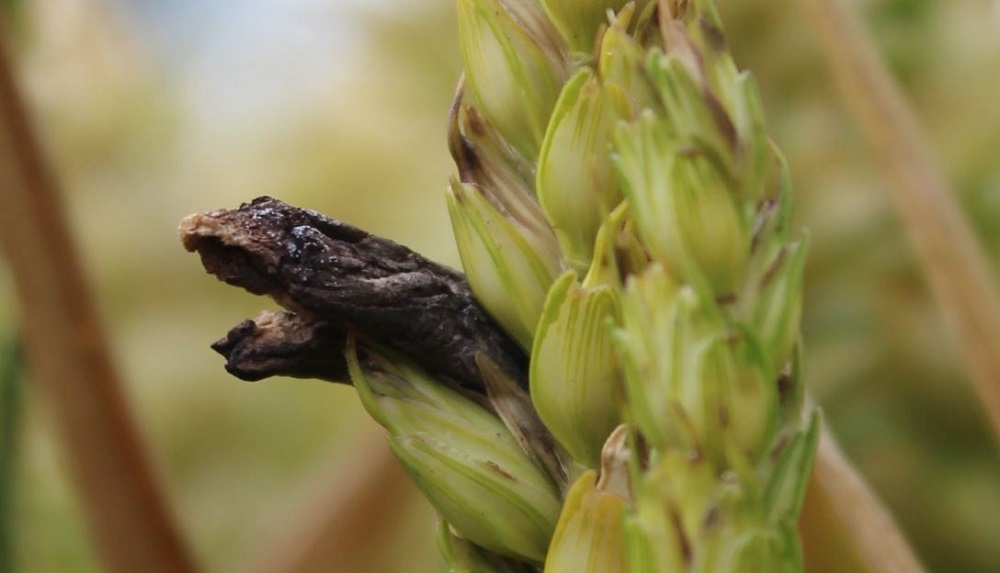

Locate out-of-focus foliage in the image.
[3,0,999,572]
[0,334,23,573]
[6,1,456,572]
[1,0,25,32]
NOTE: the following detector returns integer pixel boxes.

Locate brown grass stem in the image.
[801,427,927,573]
[0,30,200,573]
[799,0,1000,441]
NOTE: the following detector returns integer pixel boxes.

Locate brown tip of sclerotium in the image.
[177,213,208,252]
[177,212,240,253]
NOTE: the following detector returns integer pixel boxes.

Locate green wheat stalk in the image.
[349,1,818,570]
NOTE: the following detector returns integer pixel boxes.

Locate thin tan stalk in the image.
[801,427,926,573]
[238,432,414,573]
[800,0,1000,440]
[0,30,199,573]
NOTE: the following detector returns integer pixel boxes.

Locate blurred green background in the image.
[1,1,999,572]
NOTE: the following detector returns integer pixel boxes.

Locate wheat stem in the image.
[0,30,199,573]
